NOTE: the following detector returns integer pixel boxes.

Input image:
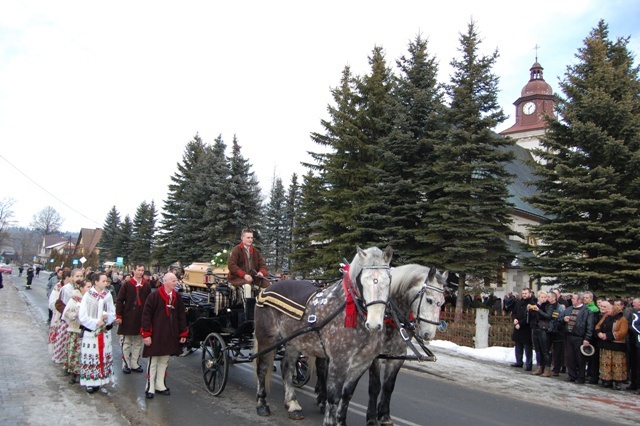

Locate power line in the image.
[0,153,101,227]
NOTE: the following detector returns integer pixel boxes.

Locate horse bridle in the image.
[412,279,447,332]
[354,265,392,310]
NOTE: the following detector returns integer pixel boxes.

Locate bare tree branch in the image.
[30,206,64,236]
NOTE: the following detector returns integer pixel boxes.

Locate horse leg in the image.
[255,350,274,416]
[281,346,304,420]
[314,357,328,414]
[335,371,364,426]
[366,359,382,426]
[377,360,403,425]
[323,376,341,426]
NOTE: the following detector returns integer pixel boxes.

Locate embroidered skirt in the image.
[48,313,61,358]
[80,329,114,387]
[52,321,69,364]
[64,331,83,375]
[599,348,627,382]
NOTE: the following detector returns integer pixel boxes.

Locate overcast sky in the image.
[1,1,639,233]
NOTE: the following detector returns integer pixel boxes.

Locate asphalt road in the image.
[13,272,626,426]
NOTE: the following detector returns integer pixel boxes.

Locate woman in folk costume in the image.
[62,279,92,384]
[54,268,85,368]
[79,272,116,394]
[595,300,629,390]
[141,272,188,399]
[48,270,72,362]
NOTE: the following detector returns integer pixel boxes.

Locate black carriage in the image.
[179,269,309,396]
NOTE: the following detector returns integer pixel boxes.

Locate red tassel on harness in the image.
[342,265,357,328]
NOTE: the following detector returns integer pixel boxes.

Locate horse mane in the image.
[390,264,437,297]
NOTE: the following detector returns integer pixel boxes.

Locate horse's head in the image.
[411,268,447,341]
[350,245,393,332]
[391,265,447,341]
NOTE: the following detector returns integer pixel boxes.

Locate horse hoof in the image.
[380,417,394,425]
[257,405,271,416]
[288,410,304,420]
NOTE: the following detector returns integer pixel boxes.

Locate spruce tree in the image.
[100,206,121,263]
[158,135,209,265]
[524,21,640,295]
[283,173,300,274]
[263,176,288,272]
[307,48,394,268]
[116,215,134,267]
[174,144,223,263]
[291,171,328,276]
[423,21,515,317]
[222,135,263,246]
[130,201,156,266]
[202,135,232,254]
[361,35,446,263]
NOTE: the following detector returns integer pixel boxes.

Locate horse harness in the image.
[307,263,392,360]
[381,275,446,362]
[249,264,391,362]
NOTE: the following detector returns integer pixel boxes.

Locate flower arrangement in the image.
[211,249,229,270]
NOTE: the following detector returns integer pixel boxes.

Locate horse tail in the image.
[253,339,275,394]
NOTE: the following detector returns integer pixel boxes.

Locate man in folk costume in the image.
[78,272,116,393]
[140,272,187,399]
[116,264,152,373]
[227,229,269,299]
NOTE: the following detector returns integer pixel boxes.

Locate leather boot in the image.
[532,365,543,375]
[541,366,551,377]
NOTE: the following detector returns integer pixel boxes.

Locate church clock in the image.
[523,101,536,115]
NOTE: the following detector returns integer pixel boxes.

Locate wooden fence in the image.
[435,306,515,348]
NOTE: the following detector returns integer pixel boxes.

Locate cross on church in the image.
[534,44,540,62]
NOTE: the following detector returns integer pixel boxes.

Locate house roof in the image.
[75,228,103,254]
[43,235,70,249]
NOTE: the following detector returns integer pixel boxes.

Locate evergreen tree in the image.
[524,21,640,295]
[158,134,209,265]
[100,206,121,263]
[422,21,515,317]
[361,34,446,263]
[263,176,288,272]
[202,135,233,255]
[116,215,134,267]
[221,135,263,245]
[291,171,327,276]
[174,143,224,263]
[283,173,300,273]
[130,201,156,266]
[306,48,394,269]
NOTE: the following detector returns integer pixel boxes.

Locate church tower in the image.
[500,60,556,151]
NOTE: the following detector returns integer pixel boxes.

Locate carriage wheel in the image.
[292,356,310,388]
[201,332,229,396]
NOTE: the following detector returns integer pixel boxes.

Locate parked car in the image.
[0,264,13,274]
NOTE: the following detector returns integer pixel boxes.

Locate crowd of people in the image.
[45,264,187,398]
[39,228,267,399]
[506,287,640,393]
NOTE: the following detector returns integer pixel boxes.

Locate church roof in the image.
[521,61,553,97]
[502,143,547,220]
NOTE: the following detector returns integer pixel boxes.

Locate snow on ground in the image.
[429,340,516,364]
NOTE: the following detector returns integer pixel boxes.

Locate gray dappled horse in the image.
[366,264,446,425]
[254,246,393,426]
[313,264,447,425]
